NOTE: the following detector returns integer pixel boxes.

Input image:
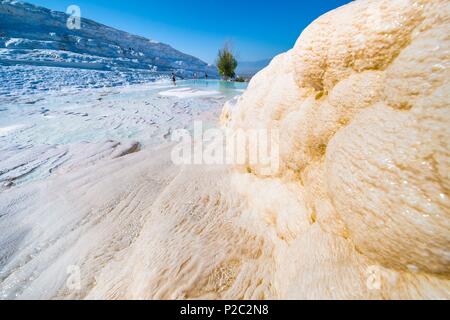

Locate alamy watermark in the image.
[66,5,81,30]
[171,121,280,176]
[366,265,398,291]
[66,265,81,291]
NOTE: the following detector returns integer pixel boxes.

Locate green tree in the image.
[216,43,238,80]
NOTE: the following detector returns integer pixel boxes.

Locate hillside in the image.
[0,1,217,94]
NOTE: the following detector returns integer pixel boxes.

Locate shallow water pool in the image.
[172,79,247,98]
[0,80,247,186]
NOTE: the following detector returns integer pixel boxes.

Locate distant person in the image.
[205,72,208,80]
[171,72,176,86]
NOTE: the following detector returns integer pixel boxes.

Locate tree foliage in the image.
[216,43,238,80]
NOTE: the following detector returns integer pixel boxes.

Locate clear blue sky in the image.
[28,0,351,63]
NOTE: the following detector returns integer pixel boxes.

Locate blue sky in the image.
[28,0,351,63]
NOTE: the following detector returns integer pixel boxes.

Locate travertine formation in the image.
[221,0,449,298]
[1,0,448,300]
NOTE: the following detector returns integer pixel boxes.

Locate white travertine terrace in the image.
[0,0,448,300]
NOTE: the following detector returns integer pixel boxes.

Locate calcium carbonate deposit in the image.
[0,0,448,299]
[221,0,450,299]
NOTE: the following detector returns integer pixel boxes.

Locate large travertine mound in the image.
[222,0,449,295]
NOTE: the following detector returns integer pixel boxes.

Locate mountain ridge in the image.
[0,0,217,76]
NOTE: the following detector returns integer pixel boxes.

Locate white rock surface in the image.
[0,0,448,300]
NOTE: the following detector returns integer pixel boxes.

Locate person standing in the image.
[171,72,176,86]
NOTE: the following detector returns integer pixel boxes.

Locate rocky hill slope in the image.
[0,0,217,95]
